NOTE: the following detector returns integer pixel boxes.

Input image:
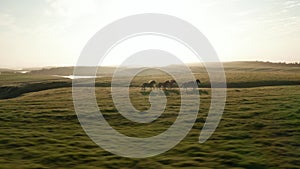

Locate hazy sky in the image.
[0,0,299,68]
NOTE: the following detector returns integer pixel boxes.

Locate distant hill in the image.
[4,61,298,76]
[29,66,116,76]
[29,67,74,75]
[223,61,300,68]
[189,61,300,73]
[0,68,14,73]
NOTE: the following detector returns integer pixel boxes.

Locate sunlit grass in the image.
[0,85,299,168]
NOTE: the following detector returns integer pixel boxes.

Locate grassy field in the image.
[0,62,299,168]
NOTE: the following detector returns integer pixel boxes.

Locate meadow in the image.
[0,62,299,168]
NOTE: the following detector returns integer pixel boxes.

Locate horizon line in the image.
[1,60,300,70]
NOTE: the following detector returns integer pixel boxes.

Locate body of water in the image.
[53,75,102,79]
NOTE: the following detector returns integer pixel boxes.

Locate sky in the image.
[0,0,300,68]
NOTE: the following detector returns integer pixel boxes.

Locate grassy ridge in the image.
[17,61,299,90]
[0,72,300,99]
[1,70,300,100]
[0,82,71,99]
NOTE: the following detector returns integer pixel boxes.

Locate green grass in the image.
[0,85,299,168]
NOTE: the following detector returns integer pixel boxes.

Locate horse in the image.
[181,79,201,90]
[141,80,156,90]
[157,80,171,89]
[170,80,178,88]
[157,82,164,89]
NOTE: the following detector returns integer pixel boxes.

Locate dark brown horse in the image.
[141,80,156,90]
[157,80,171,89]
[157,80,179,89]
[170,80,178,88]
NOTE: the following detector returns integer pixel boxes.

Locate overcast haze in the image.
[0,0,300,68]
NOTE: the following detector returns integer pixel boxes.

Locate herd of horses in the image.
[141,79,201,90]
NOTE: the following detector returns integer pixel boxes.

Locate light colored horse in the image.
[181,79,201,89]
